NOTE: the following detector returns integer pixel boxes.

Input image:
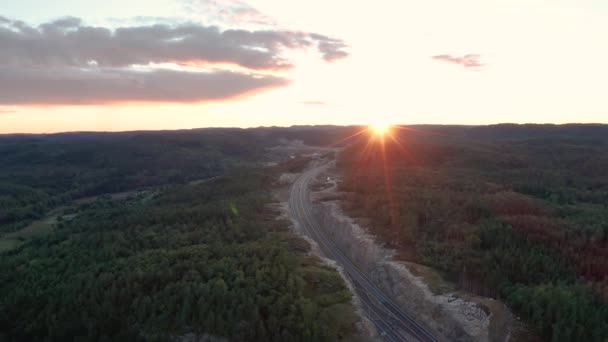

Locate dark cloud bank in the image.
[0,67,289,105]
[0,16,348,105]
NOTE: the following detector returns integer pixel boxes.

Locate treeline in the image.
[0,168,359,341]
[337,124,608,341]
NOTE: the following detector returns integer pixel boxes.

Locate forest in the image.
[0,126,352,233]
[337,124,608,341]
[0,128,359,341]
[5,124,606,341]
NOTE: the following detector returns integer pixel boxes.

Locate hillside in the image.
[0,127,361,341]
[337,124,608,341]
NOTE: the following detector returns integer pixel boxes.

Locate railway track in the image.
[288,164,439,342]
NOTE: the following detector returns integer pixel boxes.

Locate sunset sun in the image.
[370,123,391,135]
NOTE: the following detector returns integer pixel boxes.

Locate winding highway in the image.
[289,163,439,342]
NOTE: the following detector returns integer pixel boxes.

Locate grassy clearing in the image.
[0,239,21,252]
[5,190,140,239]
[7,217,55,240]
[1,212,56,252]
[1,190,140,252]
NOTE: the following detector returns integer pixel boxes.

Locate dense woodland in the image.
[338,124,608,342]
[0,126,351,233]
[0,128,359,341]
[5,124,607,341]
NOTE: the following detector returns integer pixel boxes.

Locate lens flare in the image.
[370,123,391,135]
[322,124,411,245]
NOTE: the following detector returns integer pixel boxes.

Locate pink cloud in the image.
[431,54,485,68]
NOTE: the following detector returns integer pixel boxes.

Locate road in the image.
[289,163,439,342]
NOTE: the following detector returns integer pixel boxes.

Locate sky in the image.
[1,0,607,133]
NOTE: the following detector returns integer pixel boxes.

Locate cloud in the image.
[0,108,17,114]
[185,0,278,28]
[0,15,348,105]
[0,67,288,105]
[0,16,348,70]
[431,54,484,68]
[106,16,185,26]
[310,33,350,62]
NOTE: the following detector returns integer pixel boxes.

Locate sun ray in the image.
[377,128,400,245]
[385,130,409,155]
[325,123,413,245]
[325,127,371,148]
